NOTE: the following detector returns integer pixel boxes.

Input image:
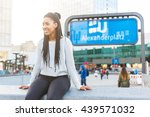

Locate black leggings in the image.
[25,74,70,100]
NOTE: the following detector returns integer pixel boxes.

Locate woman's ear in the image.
[54,22,58,28]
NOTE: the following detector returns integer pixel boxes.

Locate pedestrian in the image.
[106,69,109,79]
[101,69,106,80]
[19,12,91,100]
[79,65,87,86]
[94,69,99,78]
[83,62,89,77]
[118,66,130,87]
[100,69,103,80]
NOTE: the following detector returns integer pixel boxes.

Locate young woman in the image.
[118,66,130,87]
[20,12,91,100]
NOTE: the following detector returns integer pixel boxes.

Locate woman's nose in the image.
[43,25,46,29]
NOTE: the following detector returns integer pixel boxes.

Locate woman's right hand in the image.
[19,85,30,90]
[80,86,91,91]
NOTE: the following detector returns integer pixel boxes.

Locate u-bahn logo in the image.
[88,21,108,34]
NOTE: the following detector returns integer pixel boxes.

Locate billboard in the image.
[70,18,138,45]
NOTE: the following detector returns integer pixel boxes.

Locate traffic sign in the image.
[112,58,120,64]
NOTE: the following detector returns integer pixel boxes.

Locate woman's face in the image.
[42,17,58,36]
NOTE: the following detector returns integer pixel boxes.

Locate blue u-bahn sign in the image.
[70,18,138,45]
[112,58,120,64]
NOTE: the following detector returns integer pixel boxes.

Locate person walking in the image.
[101,69,106,80]
[19,12,91,100]
[100,69,103,80]
[106,69,109,79]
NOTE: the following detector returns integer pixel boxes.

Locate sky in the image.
[11,0,51,45]
[118,0,150,33]
[11,0,150,45]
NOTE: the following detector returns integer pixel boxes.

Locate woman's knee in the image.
[25,92,38,100]
[47,85,70,100]
[47,91,65,100]
[47,93,63,100]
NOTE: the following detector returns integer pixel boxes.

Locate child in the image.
[79,65,87,86]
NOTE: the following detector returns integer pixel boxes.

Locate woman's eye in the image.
[45,22,49,26]
[43,22,50,26]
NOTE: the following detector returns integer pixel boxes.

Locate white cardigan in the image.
[29,37,81,89]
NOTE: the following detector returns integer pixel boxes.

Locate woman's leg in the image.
[25,75,50,100]
[47,75,70,100]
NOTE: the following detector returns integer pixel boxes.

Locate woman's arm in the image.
[64,38,81,89]
[64,38,91,90]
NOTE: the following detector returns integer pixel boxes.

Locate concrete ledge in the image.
[0,85,26,100]
[1,85,150,100]
[64,86,150,100]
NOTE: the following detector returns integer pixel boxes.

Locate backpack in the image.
[102,69,106,74]
[118,75,130,87]
[86,70,89,76]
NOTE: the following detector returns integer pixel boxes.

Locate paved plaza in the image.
[0,73,144,87]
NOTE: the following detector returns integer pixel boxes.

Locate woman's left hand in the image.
[80,86,91,91]
[19,85,30,90]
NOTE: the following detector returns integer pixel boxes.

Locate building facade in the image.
[73,44,150,70]
[0,0,12,60]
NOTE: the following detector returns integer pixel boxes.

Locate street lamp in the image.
[13,52,19,71]
[19,54,26,70]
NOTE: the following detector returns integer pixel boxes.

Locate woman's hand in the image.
[19,85,30,90]
[80,86,91,91]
